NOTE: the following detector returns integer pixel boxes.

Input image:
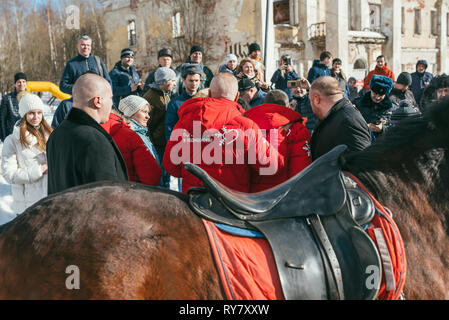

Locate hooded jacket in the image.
[100,113,161,186]
[109,61,143,108]
[363,64,395,90]
[244,104,311,192]
[163,97,281,193]
[307,60,331,84]
[410,70,433,105]
[1,124,48,213]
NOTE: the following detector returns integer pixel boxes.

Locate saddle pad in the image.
[202,219,284,300]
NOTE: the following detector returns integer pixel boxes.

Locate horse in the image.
[0,100,448,300]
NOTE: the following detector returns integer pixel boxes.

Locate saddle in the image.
[186,145,382,300]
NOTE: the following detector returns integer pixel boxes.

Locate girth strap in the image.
[307,215,344,300]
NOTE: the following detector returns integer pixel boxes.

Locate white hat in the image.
[18,93,45,118]
[118,95,149,117]
[225,54,238,64]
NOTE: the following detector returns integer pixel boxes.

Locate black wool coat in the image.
[46,107,128,195]
[311,98,372,161]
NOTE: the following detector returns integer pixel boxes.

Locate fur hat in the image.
[118,95,149,117]
[154,67,177,85]
[18,93,44,118]
[181,63,203,78]
[14,72,27,83]
[370,75,393,95]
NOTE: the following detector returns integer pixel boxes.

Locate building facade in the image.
[99,0,449,83]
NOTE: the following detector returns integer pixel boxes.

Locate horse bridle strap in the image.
[307,215,344,300]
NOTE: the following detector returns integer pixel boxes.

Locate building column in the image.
[299,0,317,77]
[261,0,276,81]
[381,0,402,77]
[437,0,448,74]
[325,0,349,72]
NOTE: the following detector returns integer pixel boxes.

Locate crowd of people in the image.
[1,33,448,215]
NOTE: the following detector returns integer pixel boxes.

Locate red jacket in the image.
[101,113,161,186]
[363,64,395,90]
[244,104,312,192]
[163,97,281,193]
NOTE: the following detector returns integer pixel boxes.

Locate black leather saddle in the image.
[186,145,382,300]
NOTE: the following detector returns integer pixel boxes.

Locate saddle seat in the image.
[186,145,382,300]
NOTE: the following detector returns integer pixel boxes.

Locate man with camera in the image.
[270,54,299,101]
[109,48,145,109]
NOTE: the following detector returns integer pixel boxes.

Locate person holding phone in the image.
[270,54,299,101]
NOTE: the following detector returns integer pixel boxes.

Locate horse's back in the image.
[0,182,224,299]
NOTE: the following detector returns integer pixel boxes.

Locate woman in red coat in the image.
[244,90,312,192]
[101,111,161,186]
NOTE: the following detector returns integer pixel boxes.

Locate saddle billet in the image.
[187,145,381,300]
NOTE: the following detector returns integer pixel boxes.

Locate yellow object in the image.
[26,81,71,101]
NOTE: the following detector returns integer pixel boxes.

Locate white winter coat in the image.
[1,125,48,213]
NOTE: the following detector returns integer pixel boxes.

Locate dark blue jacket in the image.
[59,54,111,95]
[51,98,73,129]
[270,69,299,100]
[164,90,193,141]
[249,89,267,109]
[354,91,395,136]
[109,61,143,108]
[410,71,433,105]
[294,94,317,134]
[307,60,331,84]
[0,90,20,142]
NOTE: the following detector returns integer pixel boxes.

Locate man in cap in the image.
[109,48,144,109]
[176,45,214,89]
[165,63,203,142]
[238,78,267,109]
[354,74,394,136]
[143,48,180,96]
[59,34,111,95]
[410,59,434,105]
[389,72,417,108]
[309,76,371,160]
[0,72,27,141]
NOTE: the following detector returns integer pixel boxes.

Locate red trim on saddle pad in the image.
[202,219,284,300]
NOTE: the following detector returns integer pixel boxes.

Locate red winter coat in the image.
[244,104,312,192]
[163,97,282,193]
[363,64,395,90]
[101,113,161,186]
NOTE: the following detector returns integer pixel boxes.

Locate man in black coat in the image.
[309,76,371,161]
[47,73,128,195]
[0,72,27,141]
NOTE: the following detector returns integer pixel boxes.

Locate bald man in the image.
[47,73,128,195]
[309,76,371,160]
[163,73,280,193]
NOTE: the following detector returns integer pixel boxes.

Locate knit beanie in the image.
[154,67,177,85]
[14,72,27,83]
[120,48,134,59]
[18,93,45,118]
[118,95,149,117]
[190,45,203,55]
[396,72,412,86]
[248,43,261,54]
[225,54,238,64]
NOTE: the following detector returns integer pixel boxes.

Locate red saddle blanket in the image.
[202,174,406,300]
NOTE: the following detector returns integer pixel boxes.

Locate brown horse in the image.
[0,100,448,300]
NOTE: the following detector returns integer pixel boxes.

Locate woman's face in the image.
[333,62,341,71]
[242,62,254,75]
[227,60,237,71]
[131,105,150,127]
[26,110,43,127]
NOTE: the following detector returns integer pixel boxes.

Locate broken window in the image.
[171,11,184,39]
[431,10,438,36]
[369,4,381,32]
[414,9,421,35]
[273,0,290,25]
[127,20,136,46]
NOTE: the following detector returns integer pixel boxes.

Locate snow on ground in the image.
[0,93,57,225]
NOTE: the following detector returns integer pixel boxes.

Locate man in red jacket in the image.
[244,90,311,192]
[163,73,281,193]
[363,55,395,90]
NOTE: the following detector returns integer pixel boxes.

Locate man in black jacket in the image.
[309,76,371,161]
[47,73,128,195]
[0,72,27,141]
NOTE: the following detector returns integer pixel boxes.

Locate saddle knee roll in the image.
[347,188,375,226]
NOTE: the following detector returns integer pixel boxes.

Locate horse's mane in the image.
[341,98,449,174]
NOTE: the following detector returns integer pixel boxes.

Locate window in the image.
[171,11,184,39]
[414,9,421,35]
[447,13,449,36]
[431,11,438,36]
[369,4,381,32]
[127,20,136,46]
[401,7,405,34]
[273,0,290,25]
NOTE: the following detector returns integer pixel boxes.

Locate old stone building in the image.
[99,0,449,83]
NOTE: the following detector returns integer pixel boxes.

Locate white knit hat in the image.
[225,54,238,64]
[118,95,149,117]
[18,93,45,118]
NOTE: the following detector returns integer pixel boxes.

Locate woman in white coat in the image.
[1,93,52,214]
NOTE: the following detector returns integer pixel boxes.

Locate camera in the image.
[287,80,299,88]
[282,57,292,65]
